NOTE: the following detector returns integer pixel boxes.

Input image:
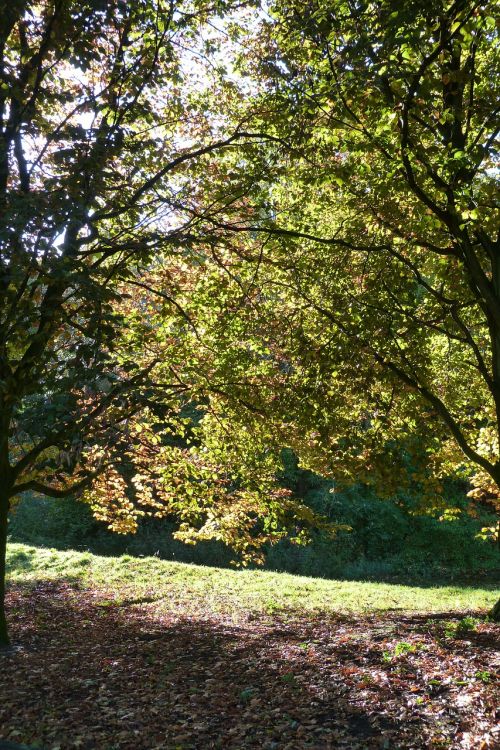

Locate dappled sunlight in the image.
[1,580,498,749]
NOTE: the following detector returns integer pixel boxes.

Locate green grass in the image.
[6,542,499,620]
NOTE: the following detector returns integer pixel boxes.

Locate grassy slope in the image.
[6,542,499,619]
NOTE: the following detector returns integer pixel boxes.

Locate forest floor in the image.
[1,544,499,750]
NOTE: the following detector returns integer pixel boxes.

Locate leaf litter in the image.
[0,581,498,749]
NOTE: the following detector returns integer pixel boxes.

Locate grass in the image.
[6,542,499,620]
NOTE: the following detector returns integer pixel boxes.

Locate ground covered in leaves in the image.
[1,577,499,750]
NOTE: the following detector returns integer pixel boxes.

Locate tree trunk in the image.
[490,598,500,622]
[493,521,500,620]
[0,487,9,647]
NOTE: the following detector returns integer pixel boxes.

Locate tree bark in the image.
[490,523,500,620]
[490,595,500,622]
[0,486,9,647]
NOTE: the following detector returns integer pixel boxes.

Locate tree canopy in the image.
[182,0,500,508]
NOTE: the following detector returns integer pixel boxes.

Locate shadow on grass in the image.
[1,579,499,750]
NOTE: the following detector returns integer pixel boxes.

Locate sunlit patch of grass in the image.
[475,670,491,683]
[443,616,482,638]
[6,542,499,619]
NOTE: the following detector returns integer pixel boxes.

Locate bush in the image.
[8,494,98,548]
[8,493,235,568]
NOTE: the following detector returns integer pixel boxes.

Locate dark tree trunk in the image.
[0,487,9,647]
[0,410,12,647]
[490,596,500,622]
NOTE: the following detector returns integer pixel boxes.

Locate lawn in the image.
[1,543,499,749]
[5,542,500,619]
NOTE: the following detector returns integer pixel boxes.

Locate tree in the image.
[0,0,197,645]
[2,0,316,646]
[172,0,499,608]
